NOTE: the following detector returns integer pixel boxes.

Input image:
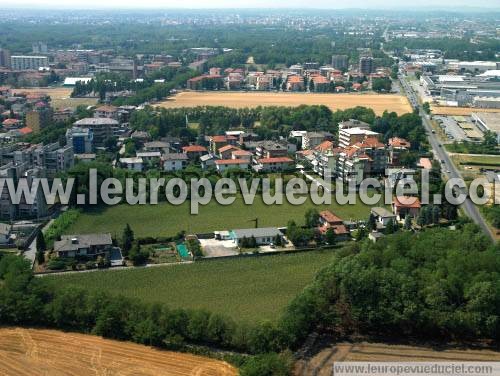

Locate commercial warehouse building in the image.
[471,112,500,143]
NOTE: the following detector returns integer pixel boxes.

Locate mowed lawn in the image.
[66,195,377,238]
[44,250,336,323]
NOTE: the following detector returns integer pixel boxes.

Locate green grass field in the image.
[44,250,336,323]
[454,154,500,166]
[66,195,376,238]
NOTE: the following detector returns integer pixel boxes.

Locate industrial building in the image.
[471,112,500,143]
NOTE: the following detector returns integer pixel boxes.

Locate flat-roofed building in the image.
[471,112,500,143]
[10,56,48,70]
[73,118,118,147]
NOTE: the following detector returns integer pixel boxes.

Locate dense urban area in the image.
[0,7,499,376]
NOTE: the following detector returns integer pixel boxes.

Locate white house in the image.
[215,159,249,173]
[119,157,143,171]
[370,207,396,227]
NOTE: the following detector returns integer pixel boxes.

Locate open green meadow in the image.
[65,195,376,238]
[44,250,336,323]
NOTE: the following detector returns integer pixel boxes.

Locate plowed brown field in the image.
[158,91,412,115]
[0,328,237,376]
[295,342,500,376]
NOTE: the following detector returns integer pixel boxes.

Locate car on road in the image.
[431,130,436,134]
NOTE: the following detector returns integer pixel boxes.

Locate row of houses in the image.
[186,62,390,92]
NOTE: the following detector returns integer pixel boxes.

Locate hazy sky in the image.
[4,0,500,9]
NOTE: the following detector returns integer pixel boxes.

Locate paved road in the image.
[399,75,495,242]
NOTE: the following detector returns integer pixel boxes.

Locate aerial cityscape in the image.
[0,4,499,376]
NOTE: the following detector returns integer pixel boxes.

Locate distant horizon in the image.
[2,2,500,11]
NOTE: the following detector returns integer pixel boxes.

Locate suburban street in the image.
[399,75,496,242]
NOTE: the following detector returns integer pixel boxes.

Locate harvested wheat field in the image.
[158,91,412,116]
[431,106,500,116]
[12,87,97,110]
[0,327,237,376]
[296,342,500,376]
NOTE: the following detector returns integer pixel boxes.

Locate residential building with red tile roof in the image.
[214,158,250,173]
[182,145,208,159]
[253,157,294,172]
[318,210,350,237]
[388,137,411,166]
[392,196,422,220]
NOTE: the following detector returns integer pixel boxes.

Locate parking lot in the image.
[434,115,484,143]
[434,115,467,141]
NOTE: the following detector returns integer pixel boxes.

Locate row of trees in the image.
[0,253,292,373]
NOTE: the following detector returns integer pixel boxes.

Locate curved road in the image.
[399,75,495,242]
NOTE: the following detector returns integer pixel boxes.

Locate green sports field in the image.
[66,195,377,238]
[44,250,336,324]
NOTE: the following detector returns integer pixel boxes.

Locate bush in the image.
[240,352,293,376]
[44,210,81,249]
[46,259,67,271]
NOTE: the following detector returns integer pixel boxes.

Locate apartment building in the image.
[73,118,118,147]
[10,56,48,70]
[331,55,349,71]
[338,127,379,148]
[94,105,119,120]
[286,75,304,91]
[359,56,374,75]
[388,137,411,166]
[66,127,94,154]
[0,163,48,220]
[255,141,290,159]
[302,131,333,150]
[13,142,74,178]
[26,103,53,133]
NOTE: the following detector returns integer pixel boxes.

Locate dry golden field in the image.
[158,91,413,115]
[0,328,237,376]
[295,342,500,376]
[431,106,500,116]
[12,87,97,110]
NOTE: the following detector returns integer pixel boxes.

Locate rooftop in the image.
[74,118,119,126]
[215,159,249,165]
[231,227,282,239]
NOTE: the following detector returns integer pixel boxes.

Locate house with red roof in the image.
[318,210,350,239]
[392,196,421,220]
[253,157,294,172]
[218,144,241,159]
[310,75,330,92]
[215,158,250,173]
[209,135,238,153]
[286,75,304,91]
[182,145,208,160]
[2,118,21,129]
[231,149,253,161]
[388,137,411,166]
